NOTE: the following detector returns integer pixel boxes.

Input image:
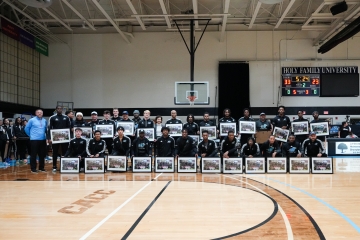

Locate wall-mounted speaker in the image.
[330,1,348,16]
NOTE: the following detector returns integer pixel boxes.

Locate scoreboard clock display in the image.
[282,75,320,96]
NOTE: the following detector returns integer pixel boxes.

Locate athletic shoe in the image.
[38,169,47,173]
[31,171,38,174]
[80,168,84,172]
[52,168,57,173]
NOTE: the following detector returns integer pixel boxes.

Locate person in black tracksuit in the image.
[2,118,13,160]
[238,108,255,146]
[138,110,155,130]
[218,108,236,140]
[13,118,29,161]
[183,114,199,135]
[111,108,122,124]
[282,134,302,171]
[0,120,9,162]
[261,135,282,158]
[64,128,88,169]
[132,110,142,130]
[132,130,152,157]
[271,106,291,130]
[99,110,116,155]
[198,130,218,169]
[88,111,100,131]
[292,110,309,145]
[48,106,71,171]
[199,112,216,128]
[86,130,106,158]
[73,112,89,127]
[66,110,75,138]
[240,137,261,161]
[220,131,240,166]
[175,129,196,157]
[310,111,327,142]
[302,132,327,157]
[338,121,351,138]
[156,127,175,157]
[111,126,131,156]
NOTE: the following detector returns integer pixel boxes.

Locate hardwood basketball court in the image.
[0,160,359,239]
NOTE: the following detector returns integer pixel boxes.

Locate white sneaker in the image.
[52,168,57,173]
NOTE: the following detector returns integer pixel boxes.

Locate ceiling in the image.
[2,0,360,45]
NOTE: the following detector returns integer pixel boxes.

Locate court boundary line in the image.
[121,181,172,239]
[222,175,293,240]
[78,173,163,240]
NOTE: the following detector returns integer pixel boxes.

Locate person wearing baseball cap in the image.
[89,111,100,132]
[256,112,272,132]
[132,110,142,129]
[118,110,135,137]
[301,131,327,157]
[132,129,151,157]
[156,126,175,157]
[111,126,131,157]
[64,127,87,171]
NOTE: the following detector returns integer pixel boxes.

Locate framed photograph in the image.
[289,157,310,173]
[223,158,242,174]
[312,157,333,174]
[60,158,79,173]
[107,156,127,172]
[155,157,175,173]
[178,157,197,173]
[117,122,134,136]
[132,157,152,172]
[95,124,114,138]
[166,123,183,137]
[310,122,329,136]
[273,127,290,142]
[136,128,155,141]
[291,122,309,135]
[201,157,221,173]
[267,157,287,173]
[84,158,105,173]
[239,121,256,134]
[73,127,92,140]
[189,135,200,147]
[220,123,237,136]
[199,126,217,140]
[245,157,265,173]
[50,129,71,144]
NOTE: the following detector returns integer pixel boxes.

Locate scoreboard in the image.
[281,74,320,96]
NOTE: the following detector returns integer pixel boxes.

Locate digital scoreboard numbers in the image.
[281,75,320,96]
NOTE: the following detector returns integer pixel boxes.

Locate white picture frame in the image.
[84,158,105,173]
[267,157,287,173]
[132,157,152,172]
[73,127,92,140]
[166,123,183,137]
[95,124,114,138]
[50,128,71,144]
[116,121,134,136]
[239,121,256,134]
[312,157,333,174]
[177,157,197,173]
[273,127,290,142]
[223,158,243,174]
[220,122,237,136]
[310,122,329,136]
[201,157,221,173]
[245,157,265,173]
[199,126,217,140]
[155,157,175,173]
[107,156,127,172]
[289,157,310,173]
[136,128,155,141]
[60,157,79,173]
[188,135,200,147]
[291,122,309,135]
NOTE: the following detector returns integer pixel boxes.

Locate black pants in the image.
[16,140,27,160]
[0,140,6,162]
[52,143,69,169]
[103,138,113,155]
[30,140,46,171]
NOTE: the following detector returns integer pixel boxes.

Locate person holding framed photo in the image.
[88,111,100,132]
[175,129,196,157]
[119,111,136,139]
[282,134,302,171]
[166,110,183,125]
[132,130,152,157]
[220,131,239,160]
[197,130,218,169]
[301,132,327,157]
[183,114,199,136]
[238,108,255,146]
[218,108,236,139]
[47,105,71,172]
[155,126,175,157]
[111,126,131,156]
[111,108,122,123]
[310,111,326,142]
[261,135,281,158]
[138,110,155,130]
[86,130,107,158]
[64,128,87,171]
[271,105,291,130]
[292,110,309,145]
[74,112,88,127]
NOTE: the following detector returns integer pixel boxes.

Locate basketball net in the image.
[187,96,197,106]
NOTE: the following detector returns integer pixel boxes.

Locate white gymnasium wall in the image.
[40,31,360,109]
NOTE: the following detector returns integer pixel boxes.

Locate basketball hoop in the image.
[187,95,197,106]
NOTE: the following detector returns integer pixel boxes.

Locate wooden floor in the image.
[0,160,360,239]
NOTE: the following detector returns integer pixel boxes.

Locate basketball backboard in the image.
[175,82,209,105]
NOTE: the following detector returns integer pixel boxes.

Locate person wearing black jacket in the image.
[166,110,183,124]
[64,128,87,170]
[132,130,152,157]
[111,126,131,156]
[88,111,100,131]
[86,130,106,157]
[2,118,13,160]
[240,137,260,158]
[73,112,89,127]
[0,119,9,162]
[220,131,239,159]
[302,132,327,157]
[239,108,255,146]
[218,108,236,140]
[183,114,199,135]
[198,130,218,158]
[138,110,155,130]
[292,110,309,145]
[13,118,29,161]
[272,106,291,130]
[66,110,75,138]
[111,108,122,123]
[261,135,281,158]
[310,111,326,142]
[99,110,116,154]
[175,129,196,157]
[199,112,215,128]
[132,110,142,130]
[338,121,351,138]
[48,105,71,172]
[282,135,302,158]
[156,127,175,157]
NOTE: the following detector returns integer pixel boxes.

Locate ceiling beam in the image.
[126,0,146,30]
[91,0,130,43]
[249,1,261,29]
[274,0,296,28]
[159,0,172,28]
[193,0,199,28]
[303,2,325,27]
[220,0,230,42]
[41,7,73,31]
[3,0,50,32]
[61,0,96,30]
